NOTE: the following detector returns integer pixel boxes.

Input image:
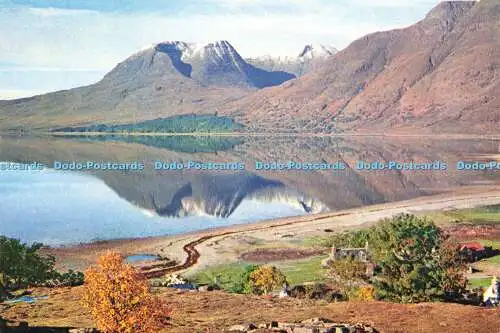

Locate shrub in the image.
[0,236,56,292]
[320,229,371,249]
[82,251,171,333]
[304,283,334,300]
[329,257,368,281]
[347,285,375,301]
[289,283,344,302]
[51,270,85,287]
[289,285,307,299]
[229,264,259,294]
[249,266,287,295]
[329,257,369,297]
[0,236,85,296]
[325,214,468,303]
[371,214,467,303]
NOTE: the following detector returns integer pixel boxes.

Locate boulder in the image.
[198,285,210,292]
[227,324,247,332]
[226,323,257,332]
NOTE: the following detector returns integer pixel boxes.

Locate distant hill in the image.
[222,0,500,134]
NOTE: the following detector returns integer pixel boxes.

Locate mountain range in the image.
[0,40,331,131]
[0,0,498,134]
[246,44,337,77]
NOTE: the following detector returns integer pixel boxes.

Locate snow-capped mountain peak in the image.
[245,43,338,76]
[298,43,337,60]
[195,41,243,64]
[106,39,295,88]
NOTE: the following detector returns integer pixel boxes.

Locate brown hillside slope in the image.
[223,1,499,134]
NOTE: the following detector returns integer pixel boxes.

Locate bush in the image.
[0,236,55,292]
[325,214,468,303]
[249,266,287,295]
[289,285,307,298]
[347,285,375,301]
[0,236,85,297]
[51,270,85,287]
[304,283,332,300]
[82,251,171,333]
[229,264,259,294]
[320,230,371,249]
[329,257,368,281]
[329,257,369,296]
[289,283,344,302]
[370,214,467,303]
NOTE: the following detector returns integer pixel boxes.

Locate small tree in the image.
[326,214,468,303]
[0,236,56,292]
[82,251,171,333]
[372,214,467,303]
[348,285,375,301]
[329,257,368,296]
[229,264,259,294]
[249,266,287,295]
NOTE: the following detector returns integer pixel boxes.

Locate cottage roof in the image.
[459,242,485,252]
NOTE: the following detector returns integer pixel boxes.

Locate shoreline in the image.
[1,131,500,140]
[45,185,500,274]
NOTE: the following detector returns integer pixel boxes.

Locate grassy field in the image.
[273,256,328,285]
[190,262,250,291]
[477,239,500,248]
[468,277,492,289]
[423,204,500,225]
[191,255,329,291]
[473,239,500,266]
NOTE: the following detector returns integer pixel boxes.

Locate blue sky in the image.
[0,0,448,99]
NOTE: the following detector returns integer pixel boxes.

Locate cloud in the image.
[0,3,419,69]
[0,89,44,99]
[0,68,105,99]
[27,7,98,16]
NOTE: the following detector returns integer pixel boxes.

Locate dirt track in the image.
[144,235,212,278]
[140,187,500,277]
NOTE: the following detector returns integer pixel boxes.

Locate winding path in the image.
[143,190,500,278]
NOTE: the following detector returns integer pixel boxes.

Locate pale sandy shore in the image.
[47,185,500,275]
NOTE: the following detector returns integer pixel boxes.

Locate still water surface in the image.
[0,135,498,245]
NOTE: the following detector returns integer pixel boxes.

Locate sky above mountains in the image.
[0,0,447,99]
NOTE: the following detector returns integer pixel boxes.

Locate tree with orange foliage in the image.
[82,251,171,333]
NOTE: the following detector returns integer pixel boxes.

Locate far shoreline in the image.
[1,131,500,140]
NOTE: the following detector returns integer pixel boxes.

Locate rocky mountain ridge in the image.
[246,43,337,77]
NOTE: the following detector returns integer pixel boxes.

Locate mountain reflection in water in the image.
[149,173,328,218]
[0,135,498,245]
